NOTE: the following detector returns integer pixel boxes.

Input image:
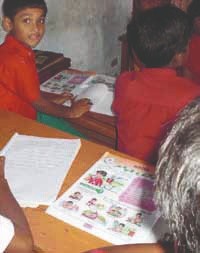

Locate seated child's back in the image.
[112,5,200,164]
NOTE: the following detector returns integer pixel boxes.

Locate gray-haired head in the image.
[155,97,200,253]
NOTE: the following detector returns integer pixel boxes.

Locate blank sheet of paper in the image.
[1,133,81,207]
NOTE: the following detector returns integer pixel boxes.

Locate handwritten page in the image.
[47,152,160,245]
[0,133,81,207]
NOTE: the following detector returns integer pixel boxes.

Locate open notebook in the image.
[40,70,116,116]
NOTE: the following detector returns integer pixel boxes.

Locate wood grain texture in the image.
[0,110,153,253]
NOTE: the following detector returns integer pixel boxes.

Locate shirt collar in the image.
[139,67,177,79]
[134,67,178,88]
[4,34,34,58]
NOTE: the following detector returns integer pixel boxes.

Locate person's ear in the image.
[132,50,144,70]
[171,52,186,68]
[2,16,13,32]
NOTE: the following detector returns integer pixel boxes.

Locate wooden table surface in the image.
[0,110,152,253]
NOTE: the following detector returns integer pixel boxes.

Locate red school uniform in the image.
[186,34,200,84]
[112,68,200,164]
[0,35,40,119]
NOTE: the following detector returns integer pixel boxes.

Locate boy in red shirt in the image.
[0,0,91,133]
[112,5,200,164]
[185,0,200,83]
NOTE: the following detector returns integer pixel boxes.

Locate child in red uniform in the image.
[184,0,200,83]
[0,0,91,134]
[112,5,200,165]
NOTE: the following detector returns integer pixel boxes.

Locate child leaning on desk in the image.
[112,4,200,165]
[0,0,92,137]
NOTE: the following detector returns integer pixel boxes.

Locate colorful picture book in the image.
[40,70,116,116]
[46,152,160,244]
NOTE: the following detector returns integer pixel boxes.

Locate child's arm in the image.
[83,243,172,253]
[32,94,92,118]
[0,156,34,253]
[41,91,73,105]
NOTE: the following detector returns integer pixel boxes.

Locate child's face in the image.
[4,7,46,48]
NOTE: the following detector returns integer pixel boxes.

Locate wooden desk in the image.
[68,111,116,149]
[38,64,117,149]
[0,110,152,253]
[34,50,71,83]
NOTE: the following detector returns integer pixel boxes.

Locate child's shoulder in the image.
[0,40,15,55]
[0,42,27,67]
[0,35,31,59]
[0,51,19,67]
[117,70,136,83]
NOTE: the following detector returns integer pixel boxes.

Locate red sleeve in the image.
[112,71,135,114]
[0,72,38,119]
[0,57,40,104]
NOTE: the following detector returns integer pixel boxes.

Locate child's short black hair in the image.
[187,0,200,23]
[2,0,47,20]
[127,5,192,68]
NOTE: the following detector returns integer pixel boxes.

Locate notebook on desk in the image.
[0,133,81,208]
[40,70,116,116]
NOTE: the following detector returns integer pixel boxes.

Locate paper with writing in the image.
[0,133,81,207]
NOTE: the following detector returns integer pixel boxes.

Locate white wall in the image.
[0,0,132,75]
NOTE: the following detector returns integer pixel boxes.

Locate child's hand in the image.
[69,98,92,118]
[0,156,5,180]
[52,92,74,105]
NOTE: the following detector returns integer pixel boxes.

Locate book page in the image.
[40,71,116,116]
[40,70,91,94]
[75,83,108,104]
[47,152,160,244]
[1,133,81,207]
[91,90,114,115]
[80,74,116,116]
